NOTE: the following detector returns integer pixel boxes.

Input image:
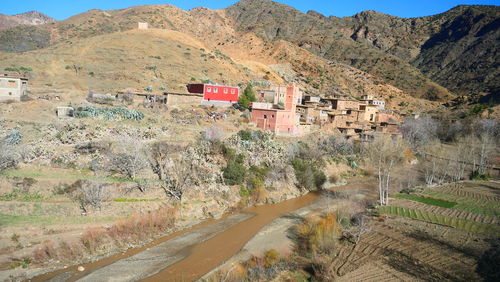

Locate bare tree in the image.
[399,116,439,149]
[202,126,225,142]
[107,136,148,180]
[147,141,181,181]
[65,180,109,214]
[365,136,406,205]
[161,155,193,204]
[0,144,22,171]
[319,134,355,158]
[344,214,371,244]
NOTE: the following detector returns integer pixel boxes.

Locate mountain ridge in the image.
[0,0,497,109]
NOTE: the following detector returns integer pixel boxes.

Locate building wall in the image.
[332,100,359,110]
[359,105,378,122]
[166,94,203,106]
[251,109,278,132]
[371,100,386,110]
[272,85,287,105]
[275,110,298,134]
[203,84,239,103]
[0,77,27,102]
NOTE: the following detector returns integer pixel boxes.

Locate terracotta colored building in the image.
[186,83,239,106]
[251,82,303,135]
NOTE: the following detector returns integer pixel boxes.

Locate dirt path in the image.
[30,182,374,282]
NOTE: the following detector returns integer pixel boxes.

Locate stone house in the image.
[358,104,379,122]
[0,74,28,101]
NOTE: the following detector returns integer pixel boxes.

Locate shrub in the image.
[294,213,340,255]
[238,129,253,141]
[223,160,247,185]
[264,249,280,268]
[291,158,326,191]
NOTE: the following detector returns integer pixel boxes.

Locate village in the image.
[0,4,498,282]
[0,71,404,141]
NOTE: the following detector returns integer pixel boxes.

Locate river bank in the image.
[27,181,374,281]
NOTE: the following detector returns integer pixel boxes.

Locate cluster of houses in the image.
[170,81,400,139]
[1,72,401,139]
[250,82,401,140]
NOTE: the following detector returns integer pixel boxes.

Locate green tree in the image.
[5,66,32,76]
[238,95,250,108]
[243,85,256,102]
[238,84,257,108]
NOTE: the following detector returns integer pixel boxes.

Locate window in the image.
[213,88,218,93]
[272,115,274,118]
[8,80,16,87]
[264,115,267,119]
[207,87,212,92]
[224,88,228,94]
[231,89,235,94]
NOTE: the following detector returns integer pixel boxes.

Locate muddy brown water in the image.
[31,183,374,282]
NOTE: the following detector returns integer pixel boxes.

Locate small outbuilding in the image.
[0,74,28,102]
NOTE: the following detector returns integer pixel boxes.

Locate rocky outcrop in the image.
[0,11,55,30]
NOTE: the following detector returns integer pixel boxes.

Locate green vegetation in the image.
[0,213,118,227]
[291,158,326,191]
[10,257,31,269]
[423,190,500,217]
[393,194,457,208]
[0,190,43,201]
[4,66,32,76]
[238,84,257,108]
[223,153,247,185]
[73,106,144,121]
[378,206,500,236]
[0,169,159,184]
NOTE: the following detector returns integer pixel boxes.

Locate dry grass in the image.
[294,213,341,256]
[32,206,176,264]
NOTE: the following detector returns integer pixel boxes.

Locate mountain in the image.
[0,11,55,30]
[226,0,499,100]
[0,1,497,109]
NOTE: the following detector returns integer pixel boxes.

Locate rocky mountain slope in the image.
[0,11,55,30]
[1,4,431,110]
[0,0,497,107]
[227,0,499,100]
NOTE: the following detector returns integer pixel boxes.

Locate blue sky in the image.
[1,0,498,20]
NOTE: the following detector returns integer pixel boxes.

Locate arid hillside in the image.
[0,11,54,30]
[0,3,446,113]
[0,0,498,111]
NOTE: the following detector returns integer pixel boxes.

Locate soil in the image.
[27,182,375,281]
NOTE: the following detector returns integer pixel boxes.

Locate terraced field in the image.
[332,181,499,281]
[381,181,500,234]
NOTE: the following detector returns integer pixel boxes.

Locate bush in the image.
[291,158,326,191]
[73,106,144,121]
[223,160,247,185]
[238,129,253,141]
[294,213,340,255]
[470,170,489,180]
[264,249,280,268]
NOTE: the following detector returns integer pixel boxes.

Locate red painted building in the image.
[251,82,303,135]
[186,84,239,105]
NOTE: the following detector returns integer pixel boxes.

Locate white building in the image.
[0,74,28,102]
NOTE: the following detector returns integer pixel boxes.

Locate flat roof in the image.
[1,74,28,80]
[187,83,239,89]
